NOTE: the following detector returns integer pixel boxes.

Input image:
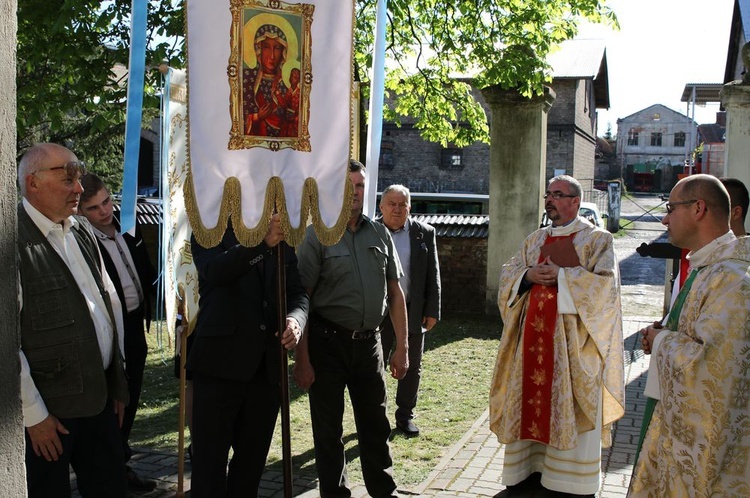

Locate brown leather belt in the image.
[309,313,378,340]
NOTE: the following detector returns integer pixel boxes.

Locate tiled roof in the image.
[118,201,490,239]
[112,200,162,226]
[413,214,489,238]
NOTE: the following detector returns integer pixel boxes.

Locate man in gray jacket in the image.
[379,184,441,436]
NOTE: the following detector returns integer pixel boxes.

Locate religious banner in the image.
[185,0,355,248]
[162,68,200,338]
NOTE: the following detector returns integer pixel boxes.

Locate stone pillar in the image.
[721,81,750,233]
[481,85,555,314]
[0,0,24,495]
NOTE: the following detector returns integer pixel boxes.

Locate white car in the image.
[578,201,605,228]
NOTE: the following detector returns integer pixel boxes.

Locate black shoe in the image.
[126,465,157,493]
[396,419,420,436]
[495,473,543,497]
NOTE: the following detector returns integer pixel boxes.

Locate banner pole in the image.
[176,325,188,498]
[276,245,293,498]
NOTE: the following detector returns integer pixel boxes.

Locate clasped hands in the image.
[640,321,664,355]
[525,256,561,286]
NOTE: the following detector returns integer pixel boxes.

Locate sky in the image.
[577,0,736,136]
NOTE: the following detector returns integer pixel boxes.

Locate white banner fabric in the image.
[164,69,200,337]
[185,0,355,248]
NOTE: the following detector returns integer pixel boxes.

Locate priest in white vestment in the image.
[490,175,625,496]
[631,174,750,497]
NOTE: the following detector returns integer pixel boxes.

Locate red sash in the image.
[519,234,576,443]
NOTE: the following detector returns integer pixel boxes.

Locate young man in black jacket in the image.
[79,174,158,492]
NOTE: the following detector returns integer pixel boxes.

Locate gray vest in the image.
[17,204,128,419]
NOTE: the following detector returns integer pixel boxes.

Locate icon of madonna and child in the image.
[242,12,304,141]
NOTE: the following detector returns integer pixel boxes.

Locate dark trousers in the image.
[190,367,280,498]
[25,400,127,498]
[380,321,425,423]
[122,305,147,461]
[308,330,397,498]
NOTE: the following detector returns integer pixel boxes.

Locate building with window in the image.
[615,103,697,192]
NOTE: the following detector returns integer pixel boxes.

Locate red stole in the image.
[678,248,690,288]
[520,233,576,444]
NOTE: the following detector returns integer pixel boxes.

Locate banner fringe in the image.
[186,173,353,249]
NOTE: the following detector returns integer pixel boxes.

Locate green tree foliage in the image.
[17,0,183,188]
[356,0,617,146]
[17,0,615,181]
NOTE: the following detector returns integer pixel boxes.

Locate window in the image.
[650,133,662,146]
[674,132,686,147]
[379,141,394,170]
[440,148,463,169]
[627,131,639,146]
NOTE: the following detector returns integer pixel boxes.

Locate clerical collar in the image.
[551,217,576,228]
[547,217,585,236]
[687,231,736,268]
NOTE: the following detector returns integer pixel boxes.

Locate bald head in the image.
[675,174,730,221]
[18,143,77,196]
[18,143,84,223]
[664,174,732,251]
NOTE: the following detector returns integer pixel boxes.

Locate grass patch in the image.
[130,314,501,487]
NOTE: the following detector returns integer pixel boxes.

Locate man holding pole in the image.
[187,215,308,498]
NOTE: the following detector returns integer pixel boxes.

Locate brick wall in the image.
[377,124,490,194]
[548,80,576,125]
[437,236,488,316]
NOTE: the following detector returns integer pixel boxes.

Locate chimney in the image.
[716,111,726,127]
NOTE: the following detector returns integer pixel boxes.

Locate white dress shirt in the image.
[19,198,125,426]
[92,227,144,312]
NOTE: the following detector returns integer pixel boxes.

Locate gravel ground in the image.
[613,192,671,319]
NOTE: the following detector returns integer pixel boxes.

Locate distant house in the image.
[376,38,611,199]
[615,104,697,192]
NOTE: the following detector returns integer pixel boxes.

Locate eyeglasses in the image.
[543,191,578,200]
[31,161,87,178]
[665,199,697,214]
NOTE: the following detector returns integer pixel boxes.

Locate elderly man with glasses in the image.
[490,175,625,497]
[17,143,130,498]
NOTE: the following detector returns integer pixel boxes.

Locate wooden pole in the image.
[276,245,293,497]
[176,323,188,498]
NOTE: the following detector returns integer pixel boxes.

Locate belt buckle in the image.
[351,330,367,340]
